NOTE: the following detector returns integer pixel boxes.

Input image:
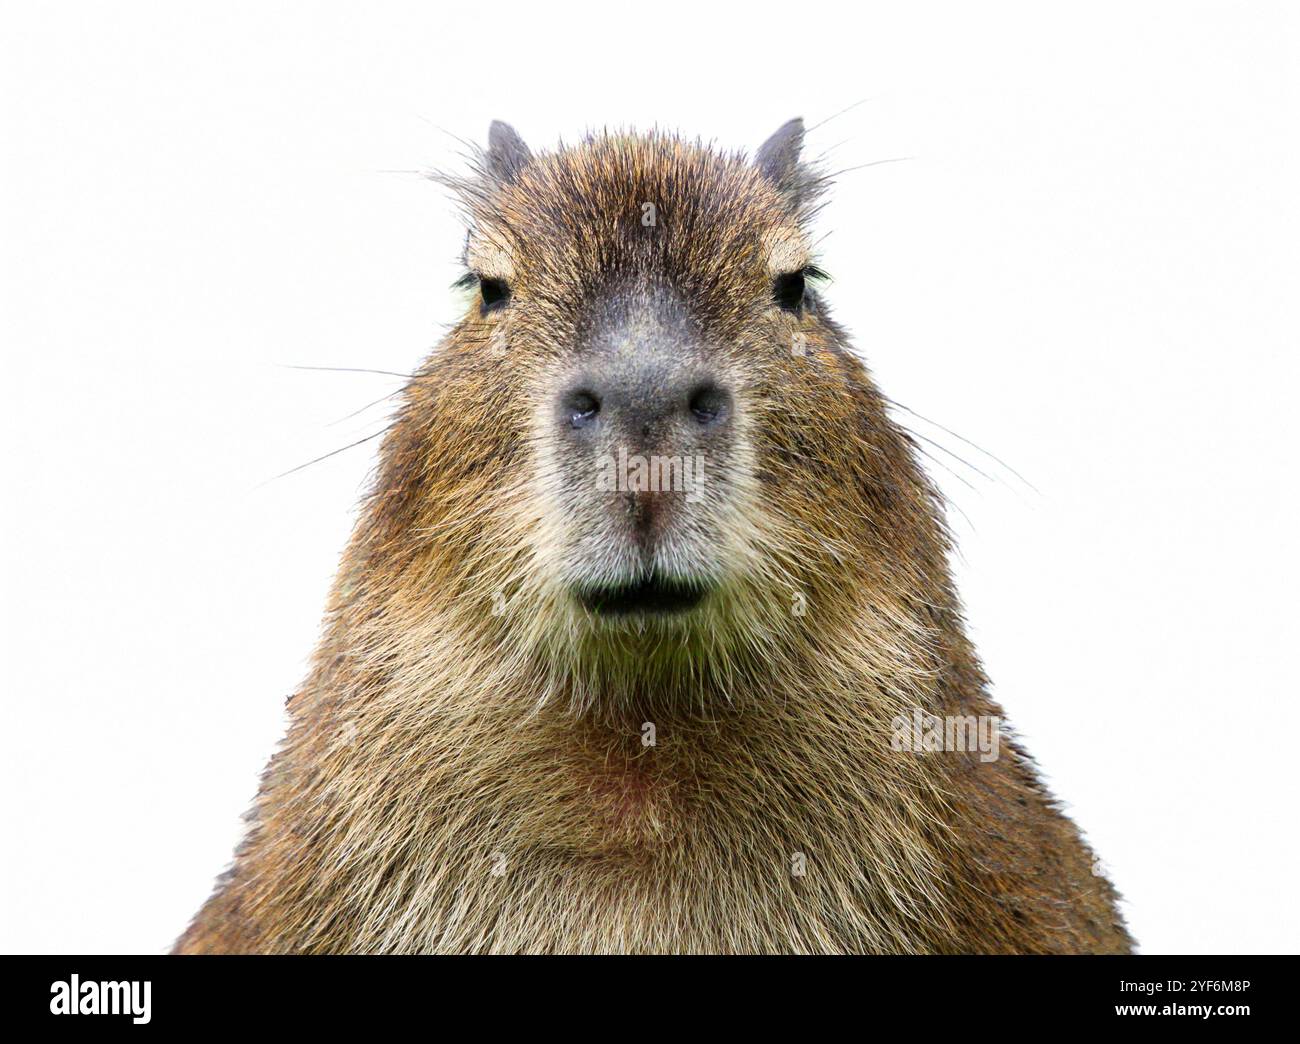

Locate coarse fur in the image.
[176,120,1133,954]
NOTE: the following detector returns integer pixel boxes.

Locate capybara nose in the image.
[558,374,732,443]
[553,292,734,545]
[558,352,731,544]
[555,287,733,451]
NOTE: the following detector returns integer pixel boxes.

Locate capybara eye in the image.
[773,270,806,312]
[479,277,510,312]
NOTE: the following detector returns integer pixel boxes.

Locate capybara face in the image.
[373,123,937,707]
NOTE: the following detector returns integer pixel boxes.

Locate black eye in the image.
[773,265,827,315]
[773,270,807,312]
[479,277,510,312]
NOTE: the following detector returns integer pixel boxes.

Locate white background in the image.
[2,1,1296,955]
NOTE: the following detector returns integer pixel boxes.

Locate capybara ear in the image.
[486,120,533,184]
[754,117,805,193]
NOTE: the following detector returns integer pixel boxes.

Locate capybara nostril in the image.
[687,382,731,426]
[562,388,601,430]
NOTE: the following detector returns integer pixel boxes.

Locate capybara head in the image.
[368,120,943,711]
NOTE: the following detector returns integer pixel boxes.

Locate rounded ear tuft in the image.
[487,120,533,184]
[755,117,805,190]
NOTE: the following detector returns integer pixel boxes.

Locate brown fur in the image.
[176,123,1133,954]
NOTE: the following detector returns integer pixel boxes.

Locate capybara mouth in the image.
[577,575,710,616]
